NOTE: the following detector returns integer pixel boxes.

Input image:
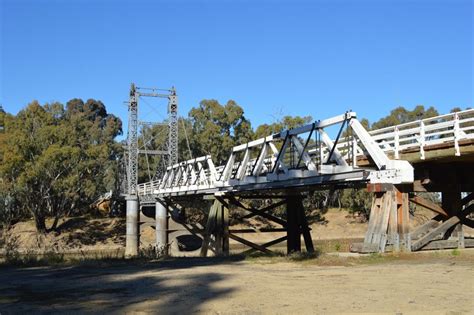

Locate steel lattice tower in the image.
[127,83,139,195]
[168,87,178,166]
[126,83,178,195]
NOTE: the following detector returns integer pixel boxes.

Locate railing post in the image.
[453,112,460,156]
[394,126,399,159]
[419,121,425,160]
[351,136,357,166]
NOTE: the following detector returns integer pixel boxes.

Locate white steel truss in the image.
[137,109,474,197]
[138,111,421,197]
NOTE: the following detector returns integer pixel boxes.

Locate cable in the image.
[180,117,193,160]
[139,96,167,121]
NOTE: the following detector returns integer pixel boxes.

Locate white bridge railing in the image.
[327,108,474,160]
[137,109,474,197]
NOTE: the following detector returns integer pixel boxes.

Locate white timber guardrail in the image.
[309,109,474,162]
[366,109,474,159]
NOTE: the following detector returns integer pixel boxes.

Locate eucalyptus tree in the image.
[0,100,122,232]
[188,99,253,165]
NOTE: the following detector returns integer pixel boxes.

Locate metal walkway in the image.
[137,109,474,198]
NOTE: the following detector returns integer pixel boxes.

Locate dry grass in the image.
[240,248,474,267]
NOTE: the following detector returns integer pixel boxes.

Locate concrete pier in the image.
[156,199,169,256]
[125,195,139,257]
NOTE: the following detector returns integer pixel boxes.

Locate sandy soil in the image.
[1,217,125,253]
[1,252,473,314]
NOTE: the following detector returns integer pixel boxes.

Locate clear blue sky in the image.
[1,0,472,132]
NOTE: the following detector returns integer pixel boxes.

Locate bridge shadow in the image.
[0,257,240,313]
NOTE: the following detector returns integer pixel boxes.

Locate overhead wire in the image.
[180,117,193,160]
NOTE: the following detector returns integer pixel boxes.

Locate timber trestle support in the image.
[199,194,314,256]
[351,185,411,253]
[140,193,310,257]
[351,185,474,253]
[409,191,474,251]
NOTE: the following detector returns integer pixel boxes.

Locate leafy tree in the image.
[188,100,253,164]
[0,100,122,232]
[339,189,372,220]
[254,115,312,138]
[132,117,195,183]
[371,105,439,130]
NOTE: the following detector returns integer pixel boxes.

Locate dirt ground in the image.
[1,252,473,314]
[1,217,125,253]
[1,209,474,313]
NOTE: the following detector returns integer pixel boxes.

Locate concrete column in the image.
[156,199,169,256]
[125,195,139,257]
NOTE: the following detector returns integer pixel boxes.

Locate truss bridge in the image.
[125,108,474,257]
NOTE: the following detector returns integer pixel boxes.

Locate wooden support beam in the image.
[359,187,410,253]
[461,192,474,205]
[410,215,443,240]
[422,238,474,250]
[215,201,223,256]
[461,218,474,228]
[295,198,315,253]
[362,191,392,252]
[442,191,461,216]
[411,215,461,251]
[233,195,292,199]
[375,191,391,252]
[241,236,288,255]
[229,233,274,254]
[351,242,379,253]
[241,200,286,219]
[229,228,287,233]
[442,191,463,247]
[223,205,229,255]
[200,199,229,257]
[398,192,411,251]
[200,201,218,257]
[217,195,294,256]
[388,190,399,251]
[409,195,448,217]
[367,183,395,192]
[286,196,301,253]
[409,196,474,251]
[363,193,381,245]
[224,196,287,227]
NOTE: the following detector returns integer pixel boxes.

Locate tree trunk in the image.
[34,213,47,233]
[50,214,60,232]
